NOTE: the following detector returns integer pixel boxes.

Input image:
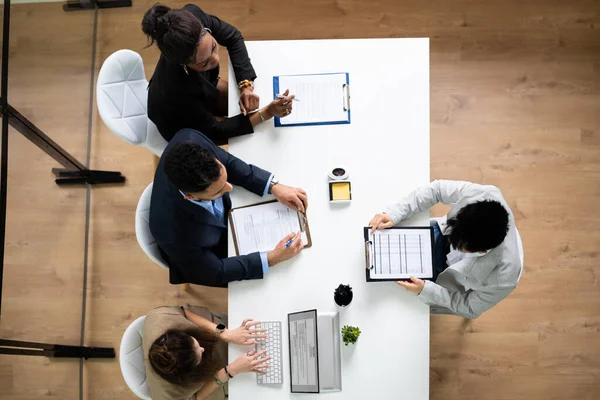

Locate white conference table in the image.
[227,38,430,399]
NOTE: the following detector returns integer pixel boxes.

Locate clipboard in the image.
[364,226,435,282]
[229,200,312,256]
[272,72,351,127]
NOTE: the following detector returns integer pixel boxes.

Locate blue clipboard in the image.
[272,72,351,128]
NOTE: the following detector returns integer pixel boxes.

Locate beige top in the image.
[143,305,228,400]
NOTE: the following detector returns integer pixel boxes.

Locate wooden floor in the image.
[1,0,599,399]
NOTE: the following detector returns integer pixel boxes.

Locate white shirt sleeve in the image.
[382,180,493,225]
[418,279,515,319]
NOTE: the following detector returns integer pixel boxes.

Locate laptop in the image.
[287,309,342,393]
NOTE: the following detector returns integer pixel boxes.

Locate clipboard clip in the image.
[343,83,351,112]
[364,240,373,270]
[297,212,307,232]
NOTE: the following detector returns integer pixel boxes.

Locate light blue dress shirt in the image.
[179,174,273,274]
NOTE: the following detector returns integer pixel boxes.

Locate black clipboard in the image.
[364,226,435,282]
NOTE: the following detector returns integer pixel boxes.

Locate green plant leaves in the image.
[341,325,361,346]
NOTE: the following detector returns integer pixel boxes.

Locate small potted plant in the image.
[342,325,361,346]
[334,284,353,308]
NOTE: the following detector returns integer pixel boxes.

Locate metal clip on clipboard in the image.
[364,240,373,270]
[297,212,307,232]
[343,83,351,112]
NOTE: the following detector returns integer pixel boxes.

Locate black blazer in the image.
[147,4,257,143]
[149,129,271,287]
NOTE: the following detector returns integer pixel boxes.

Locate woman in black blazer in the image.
[142,3,294,143]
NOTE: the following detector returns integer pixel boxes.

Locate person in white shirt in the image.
[369,180,522,319]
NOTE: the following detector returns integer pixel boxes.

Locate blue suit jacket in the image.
[149,129,271,287]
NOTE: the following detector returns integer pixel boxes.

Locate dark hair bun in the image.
[141,3,204,64]
[141,3,172,44]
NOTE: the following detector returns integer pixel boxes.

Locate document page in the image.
[366,228,434,280]
[288,310,319,393]
[231,202,308,255]
[277,73,348,125]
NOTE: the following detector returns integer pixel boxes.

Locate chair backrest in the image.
[135,182,169,269]
[120,316,152,400]
[96,49,168,156]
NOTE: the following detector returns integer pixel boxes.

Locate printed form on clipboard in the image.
[273,72,351,127]
[364,227,435,282]
[229,201,312,256]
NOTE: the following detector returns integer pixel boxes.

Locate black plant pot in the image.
[334,284,353,308]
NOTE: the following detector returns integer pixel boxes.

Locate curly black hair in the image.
[163,142,221,193]
[446,200,509,253]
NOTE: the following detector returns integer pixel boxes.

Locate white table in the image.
[227,39,430,399]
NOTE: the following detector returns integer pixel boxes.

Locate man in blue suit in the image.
[149,128,308,287]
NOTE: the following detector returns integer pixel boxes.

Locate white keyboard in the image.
[256,321,283,385]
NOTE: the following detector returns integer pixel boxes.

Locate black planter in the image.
[334,284,353,307]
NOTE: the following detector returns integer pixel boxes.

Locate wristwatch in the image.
[215,323,226,338]
[268,176,279,194]
[213,373,225,387]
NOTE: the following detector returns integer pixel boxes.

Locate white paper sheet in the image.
[276,73,348,125]
[231,202,308,255]
[367,228,433,280]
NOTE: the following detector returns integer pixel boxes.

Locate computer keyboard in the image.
[256,321,283,385]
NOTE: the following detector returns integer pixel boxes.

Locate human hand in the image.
[220,319,267,345]
[368,213,394,233]
[396,276,425,294]
[239,87,260,116]
[271,184,308,212]
[265,89,294,118]
[228,350,271,375]
[267,232,304,266]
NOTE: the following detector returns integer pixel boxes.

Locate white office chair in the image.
[97,49,168,156]
[135,182,169,269]
[120,316,151,400]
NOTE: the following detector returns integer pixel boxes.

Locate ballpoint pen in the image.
[275,94,300,102]
[285,237,295,248]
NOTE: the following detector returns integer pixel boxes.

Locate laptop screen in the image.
[288,309,319,393]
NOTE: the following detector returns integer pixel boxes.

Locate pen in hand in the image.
[284,236,296,248]
[275,94,300,102]
[246,94,298,115]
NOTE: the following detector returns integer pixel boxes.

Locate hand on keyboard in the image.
[221,319,268,345]
[229,349,271,376]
